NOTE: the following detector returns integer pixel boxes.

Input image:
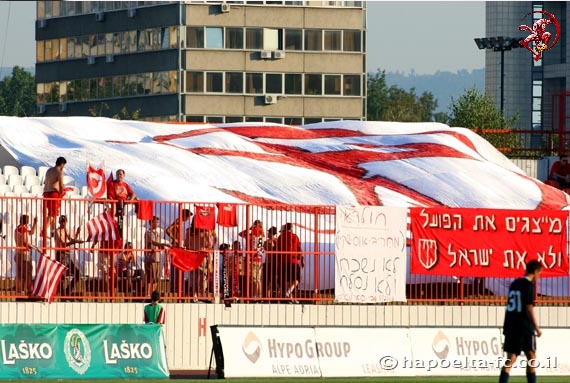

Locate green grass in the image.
[11,377,570,383]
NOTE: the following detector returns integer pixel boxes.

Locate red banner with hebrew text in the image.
[410,208,569,277]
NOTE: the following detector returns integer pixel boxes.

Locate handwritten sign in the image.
[334,206,407,303]
[410,207,569,277]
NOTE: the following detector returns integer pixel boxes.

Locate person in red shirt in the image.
[549,154,570,188]
[276,223,304,303]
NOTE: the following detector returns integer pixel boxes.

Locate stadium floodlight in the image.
[474,36,523,112]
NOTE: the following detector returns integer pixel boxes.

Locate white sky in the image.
[0,1,485,76]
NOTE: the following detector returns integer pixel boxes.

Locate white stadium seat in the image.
[37,166,49,183]
[0,175,6,185]
[12,184,27,195]
[3,165,18,178]
[7,174,23,187]
[20,165,36,179]
[0,184,11,194]
[24,175,40,188]
[63,175,76,187]
[30,184,44,196]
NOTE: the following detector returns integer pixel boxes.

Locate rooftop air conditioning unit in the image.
[87,56,96,65]
[260,50,272,59]
[273,50,285,59]
[37,105,46,115]
[264,95,278,105]
[221,3,230,13]
[95,12,105,22]
[106,54,114,63]
[127,8,137,18]
[59,103,67,112]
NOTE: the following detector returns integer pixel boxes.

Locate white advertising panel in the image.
[335,205,408,303]
[217,327,321,378]
[409,327,503,376]
[315,327,413,377]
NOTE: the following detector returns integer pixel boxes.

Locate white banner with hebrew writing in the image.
[334,206,407,303]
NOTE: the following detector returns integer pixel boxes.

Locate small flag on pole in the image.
[86,161,107,199]
[32,255,68,303]
[86,210,120,242]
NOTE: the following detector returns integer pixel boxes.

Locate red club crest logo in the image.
[519,10,561,61]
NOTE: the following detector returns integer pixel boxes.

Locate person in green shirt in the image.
[144,290,165,325]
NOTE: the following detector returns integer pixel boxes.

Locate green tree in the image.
[366,69,438,122]
[0,66,36,117]
[448,88,517,129]
[448,88,519,153]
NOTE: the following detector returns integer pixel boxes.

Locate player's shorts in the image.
[43,191,62,217]
[503,332,536,355]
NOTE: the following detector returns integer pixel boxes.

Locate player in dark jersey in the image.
[499,260,543,383]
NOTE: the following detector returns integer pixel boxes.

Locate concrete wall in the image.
[2,302,567,371]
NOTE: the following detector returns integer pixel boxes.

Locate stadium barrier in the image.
[0,195,568,304]
[212,325,570,378]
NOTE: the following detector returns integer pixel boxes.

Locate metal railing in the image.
[0,195,567,305]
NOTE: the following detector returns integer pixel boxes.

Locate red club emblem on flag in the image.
[86,162,107,198]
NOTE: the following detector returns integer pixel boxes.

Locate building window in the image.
[304,117,322,124]
[245,116,264,122]
[285,117,303,125]
[226,72,243,93]
[266,117,283,124]
[187,115,204,122]
[205,116,224,123]
[246,73,263,93]
[324,74,341,95]
[246,28,263,49]
[324,30,341,51]
[186,72,204,92]
[37,41,45,62]
[226,116,244,123]
[285,29,302,50]
[343,74,360,96]
[285,74,302,94]
[305,74,322,95]
[206,72,223,92]
[266,73,282,94]
[206,27,224,48]
[343,30,361,52]
[305,30,322,51]
[187,27,204,48]
[226,28,243,49]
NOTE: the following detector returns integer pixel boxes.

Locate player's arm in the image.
[525,303,541,337]
[165,222,179,245]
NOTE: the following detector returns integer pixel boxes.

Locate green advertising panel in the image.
[0,324,169,379]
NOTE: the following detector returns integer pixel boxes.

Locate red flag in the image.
[168,247,207,272]
[32,255,68,303]
[86,162,107,198]
[87,210,120,241]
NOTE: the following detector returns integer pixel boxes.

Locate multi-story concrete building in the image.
[35,1,366,123]
[483,1,568,149]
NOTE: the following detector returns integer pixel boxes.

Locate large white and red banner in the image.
[410,208,569,277]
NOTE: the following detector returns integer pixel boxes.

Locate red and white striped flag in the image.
[86,210,120,241]
[32,255,68,303]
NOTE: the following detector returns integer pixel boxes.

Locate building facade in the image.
[35,1,367,123]
[485,1,568,149]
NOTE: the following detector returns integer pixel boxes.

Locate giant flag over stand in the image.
[86,161,107,198]
[86,210,120,241]
[32,255,68,303]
